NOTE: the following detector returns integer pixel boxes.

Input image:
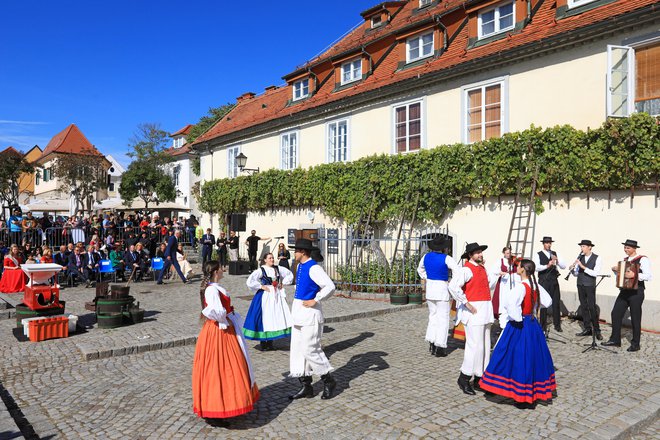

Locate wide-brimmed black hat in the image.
[428,236,449,251]
[289,238,318,251]
[311,248,324,263]
[461,242,488,260]
[540,236,554,243]
[621,239,640,248]
[578,239,595,247]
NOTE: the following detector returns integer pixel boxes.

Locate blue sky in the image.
[0,0,377,167]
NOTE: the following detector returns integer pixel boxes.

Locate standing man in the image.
[288,239,337,401]
[201,228,215,267]
[227,231,239,262]
[533,236,566,333]
[569,239,602,340]
[156,230,187,285]
[449,242,496,395]
[216,231,228,271]
[245,230,270,271]
[417,236,459,357]
[603,239,652,352]
[9,208,22,247]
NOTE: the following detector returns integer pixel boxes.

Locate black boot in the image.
[434,346,446,357]
[321,373,336,400]
[266,340,275,351]
[259,341,268,351]
[289,376,313,400]
[429,342,436,355]
[473,376,494,396]
[457,373,476,395]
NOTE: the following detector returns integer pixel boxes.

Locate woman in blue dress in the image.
[242,253,294,351]
[480,259,556,407]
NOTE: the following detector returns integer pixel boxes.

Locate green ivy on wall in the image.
[199,113,659,224]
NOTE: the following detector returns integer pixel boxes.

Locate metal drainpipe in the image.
[361,45,374,76]
[435,16,448,52]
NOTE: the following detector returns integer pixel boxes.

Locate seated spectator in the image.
[54,245,68,267]
[0,244,26,293]
[109,242,126,282]
[176,243,194,278]
[83,245,100,287]
[67,247,88,287]
[124,244,145,282]
[41,248,54,264]
[135,242,149,279]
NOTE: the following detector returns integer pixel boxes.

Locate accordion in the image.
[615,260,639,290]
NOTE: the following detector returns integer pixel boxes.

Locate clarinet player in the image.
[568,239,602,340]
[533,236,566,333]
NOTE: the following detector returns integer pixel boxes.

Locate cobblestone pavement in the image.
[0,269,658,439]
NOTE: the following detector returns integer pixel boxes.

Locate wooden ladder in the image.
[506,168,539,259]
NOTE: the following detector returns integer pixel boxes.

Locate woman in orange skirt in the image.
[192,260,259,420]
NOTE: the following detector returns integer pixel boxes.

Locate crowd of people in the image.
[0,209,203,291]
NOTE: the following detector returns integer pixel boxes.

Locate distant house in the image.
[28,124,111,214]
[165,124,197,216]
[105,155,125,199]
[17,145,43,204]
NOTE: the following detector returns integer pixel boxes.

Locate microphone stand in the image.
[582,275,616,354]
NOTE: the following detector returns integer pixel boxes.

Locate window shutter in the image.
[607,45,634,117]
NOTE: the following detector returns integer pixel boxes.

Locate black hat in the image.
[461,242,488,260]
[621,239,639,248]
[428,236,449,251]
[289,238,318,251]
[540,236,554,243]
[578,239,595,247]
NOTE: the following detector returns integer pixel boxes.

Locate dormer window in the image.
[293,78,309,101]
[419,0,432,8]
[478,2,514,39]
[371,15,382,28]
[173,137,184,149]
[406,32,434,63]
[567,0,597,8]
[341,59,362,85]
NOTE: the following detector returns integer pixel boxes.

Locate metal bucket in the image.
[109,285,130,299]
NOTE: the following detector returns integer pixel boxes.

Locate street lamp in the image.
[235,152,259,175]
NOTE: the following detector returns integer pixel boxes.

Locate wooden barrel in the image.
[96,297,134,314]
[109,285,130,299]
[15,302,66,329]
[96,312,124,329]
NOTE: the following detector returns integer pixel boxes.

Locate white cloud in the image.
[0,120,49,125]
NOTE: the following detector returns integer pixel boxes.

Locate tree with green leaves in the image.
[186,104,235,176]
[51,154,108,214]
[0,148,35,215]
[119,123,176,212]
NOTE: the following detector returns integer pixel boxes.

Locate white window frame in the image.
[406,32,434,63]
[280,131,299,170]
[172,165,181,187]
[227,145,241,178]
[326,118,350,163]
[461,76,509,144]
[419,0,433,8]
[341,59,362,85]
[293,79,309,101]
[478,1,515,39]
[391,98,425,154]
[371,15,382,28]
[567,0,597,8]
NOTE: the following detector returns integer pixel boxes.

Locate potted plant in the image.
[389,287,408,305]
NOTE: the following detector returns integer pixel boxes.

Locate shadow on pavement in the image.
[324,331,375,358]
[330,350,390,398]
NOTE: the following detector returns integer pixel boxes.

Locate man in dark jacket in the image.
[156,230,187,285]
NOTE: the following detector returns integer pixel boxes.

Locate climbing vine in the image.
[199,113,659,223]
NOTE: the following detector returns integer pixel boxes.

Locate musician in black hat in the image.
[417,236,459,357]
[568,239,602,339]
[603,239,652,352]
[449,242,496,395]
[533,236,566,332]
[287,239,337,400]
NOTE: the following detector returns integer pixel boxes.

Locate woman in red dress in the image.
[0,244,26,293]
[192,260,259,422]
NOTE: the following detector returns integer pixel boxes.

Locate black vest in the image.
[577,253,598,286]
[538,250,559,278]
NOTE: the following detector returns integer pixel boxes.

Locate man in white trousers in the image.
[418,236,460,357]
[288,239,337,400]
[449,242,497,395]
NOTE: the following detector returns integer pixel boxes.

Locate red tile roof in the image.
[194,0,658,146]
[0,146,22,157]
[171,124,193,137]
[40,124,105,159]
[165,143,191,157]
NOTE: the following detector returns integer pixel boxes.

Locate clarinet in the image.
[565,253,583,281]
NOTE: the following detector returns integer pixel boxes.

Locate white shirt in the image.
[571,253,601,278]
[246,265,294,292]
[532,250,566,272]
[202,284,230,328]
[417,253,460,301]
[291,260,336,326]
[505,279,552,323]
[448,262,498,326]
